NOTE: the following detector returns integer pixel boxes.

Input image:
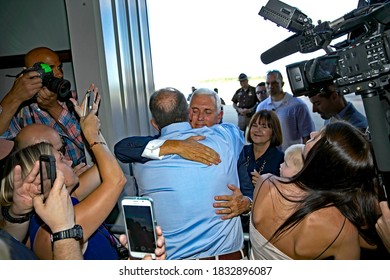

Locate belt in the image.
[198,250,246,260]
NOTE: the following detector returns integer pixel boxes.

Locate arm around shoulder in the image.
[114,135,157,163]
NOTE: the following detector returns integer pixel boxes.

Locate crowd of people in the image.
[0,47,165,260]
[1,46,390,260]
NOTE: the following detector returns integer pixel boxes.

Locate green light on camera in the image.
[40,63,52,73]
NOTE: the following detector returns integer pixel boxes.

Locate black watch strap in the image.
[50,224,83,242]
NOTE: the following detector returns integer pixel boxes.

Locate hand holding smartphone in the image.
[121,197,157,259]
[83,90,94,116]
[39,155,56,197]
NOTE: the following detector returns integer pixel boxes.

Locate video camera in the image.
[259,0,390,205]
[287,28,390,97]
[259,0,390,97]
[18,62,71,98]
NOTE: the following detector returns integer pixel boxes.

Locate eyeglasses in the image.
[256,90,267,95]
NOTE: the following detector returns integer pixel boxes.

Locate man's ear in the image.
[330,90,339,101]
[217,110,224,124]
[151,118,160,131]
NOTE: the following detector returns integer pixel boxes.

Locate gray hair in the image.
[189,88,221,114]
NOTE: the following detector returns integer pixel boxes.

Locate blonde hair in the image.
[284,144,304,171]
[0,142,53,207]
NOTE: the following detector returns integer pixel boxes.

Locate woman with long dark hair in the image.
[250,121,381,259]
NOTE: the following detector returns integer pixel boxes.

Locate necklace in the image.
[257,160,266,174]
[245,155,267,174]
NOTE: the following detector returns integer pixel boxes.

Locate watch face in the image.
[73,225,83,240]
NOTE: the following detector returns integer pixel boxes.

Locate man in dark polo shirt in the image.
[231,73,257,131]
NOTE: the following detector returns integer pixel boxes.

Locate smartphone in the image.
[39,154,56,196]
[121,197,157,259]
[83,91,94,116]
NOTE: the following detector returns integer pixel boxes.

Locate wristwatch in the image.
[241,197,253,216]
[50,224,83,242]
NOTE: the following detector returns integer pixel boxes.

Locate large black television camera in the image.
[259,0,390,205]
[259,0,390,97]
[287,28,390,97]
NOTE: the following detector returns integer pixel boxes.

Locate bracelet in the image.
[1,206,33,224]
[90,141,106,149]
[241,197,253,217]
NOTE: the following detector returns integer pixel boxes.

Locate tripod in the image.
[359,87,390,207]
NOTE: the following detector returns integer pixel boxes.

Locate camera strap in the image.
[27,105,36,124]
[98,224,129,260]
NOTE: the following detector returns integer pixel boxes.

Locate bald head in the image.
[149,87,189,129]
[25,47,63,78]
[15,124,63,153]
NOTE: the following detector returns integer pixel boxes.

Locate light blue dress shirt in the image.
[133,122,245,259]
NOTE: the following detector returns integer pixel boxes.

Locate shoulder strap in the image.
[313,217,347,260]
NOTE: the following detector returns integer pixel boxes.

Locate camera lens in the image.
[47,78,71,98]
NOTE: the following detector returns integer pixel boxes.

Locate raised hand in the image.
[11,161,41,216]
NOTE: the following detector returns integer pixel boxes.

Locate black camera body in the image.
[115,243,130,260]
[286,30,390,97]
[259,0,390,206]
[259,0,390,98]
[21,62,71,98]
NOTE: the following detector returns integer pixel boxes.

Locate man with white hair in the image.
[130,87,245,259]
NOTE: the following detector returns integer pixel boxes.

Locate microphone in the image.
[258,0,313,64]
[260,33,302,64]
[258,0,389,64]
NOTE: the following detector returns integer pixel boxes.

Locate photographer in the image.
[309,83,368,133]
[0,47,88,175]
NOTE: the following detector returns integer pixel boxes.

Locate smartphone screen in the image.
[39,155,56,197]
[121,197,157,259]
